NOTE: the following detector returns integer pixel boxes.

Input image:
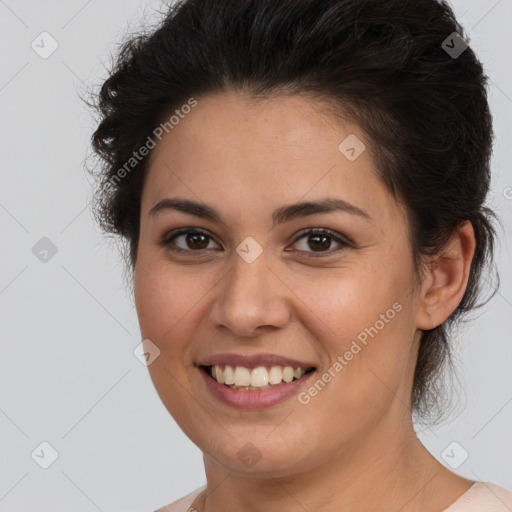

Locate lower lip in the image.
[199,367,316,409]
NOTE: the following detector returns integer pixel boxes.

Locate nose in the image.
[209,251,292,338]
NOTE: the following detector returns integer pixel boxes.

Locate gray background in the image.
[0,0,511,510]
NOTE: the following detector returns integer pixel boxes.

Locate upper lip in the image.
[198,353,316,369]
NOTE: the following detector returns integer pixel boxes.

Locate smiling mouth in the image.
[202,364,316,391]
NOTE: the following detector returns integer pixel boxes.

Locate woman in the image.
[89,0,511,510]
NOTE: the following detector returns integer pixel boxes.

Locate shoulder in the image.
[154,485,206,512]
[444,482,512,511]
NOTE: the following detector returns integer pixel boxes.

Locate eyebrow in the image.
[149,197,372,228]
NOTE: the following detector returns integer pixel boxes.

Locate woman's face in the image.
[134,91,424,475]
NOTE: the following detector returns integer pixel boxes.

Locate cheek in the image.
[294,255,416,407]
[134,270,168,343]
[134,255,206,342]
[134,261,201,423]
[290,253,410,346]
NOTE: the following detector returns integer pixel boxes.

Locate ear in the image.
[416,220,476,330]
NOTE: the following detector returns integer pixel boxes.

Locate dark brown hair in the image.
[89,0,499,423]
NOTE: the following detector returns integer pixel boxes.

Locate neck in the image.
[199,411,456,512]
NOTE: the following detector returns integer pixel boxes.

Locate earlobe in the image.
[416,221,476,330]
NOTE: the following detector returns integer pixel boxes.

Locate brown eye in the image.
[291,228,349,255]
[307,234,332,251]
[161,229,219,253]
[160,227,349,256]
[183,232,210,250]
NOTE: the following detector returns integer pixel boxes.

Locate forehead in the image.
[142,91,404,230]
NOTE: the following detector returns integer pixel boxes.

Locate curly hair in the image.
[89,0,499,423]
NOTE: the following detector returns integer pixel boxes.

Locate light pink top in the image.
[155,482,512,511]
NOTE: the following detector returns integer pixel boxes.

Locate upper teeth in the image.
[210,365,308,389]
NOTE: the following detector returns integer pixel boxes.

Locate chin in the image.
[197,427,318,475]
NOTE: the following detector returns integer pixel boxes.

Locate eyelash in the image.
[159,227,351,257]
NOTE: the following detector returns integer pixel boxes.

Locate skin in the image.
[134,90,476,512]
